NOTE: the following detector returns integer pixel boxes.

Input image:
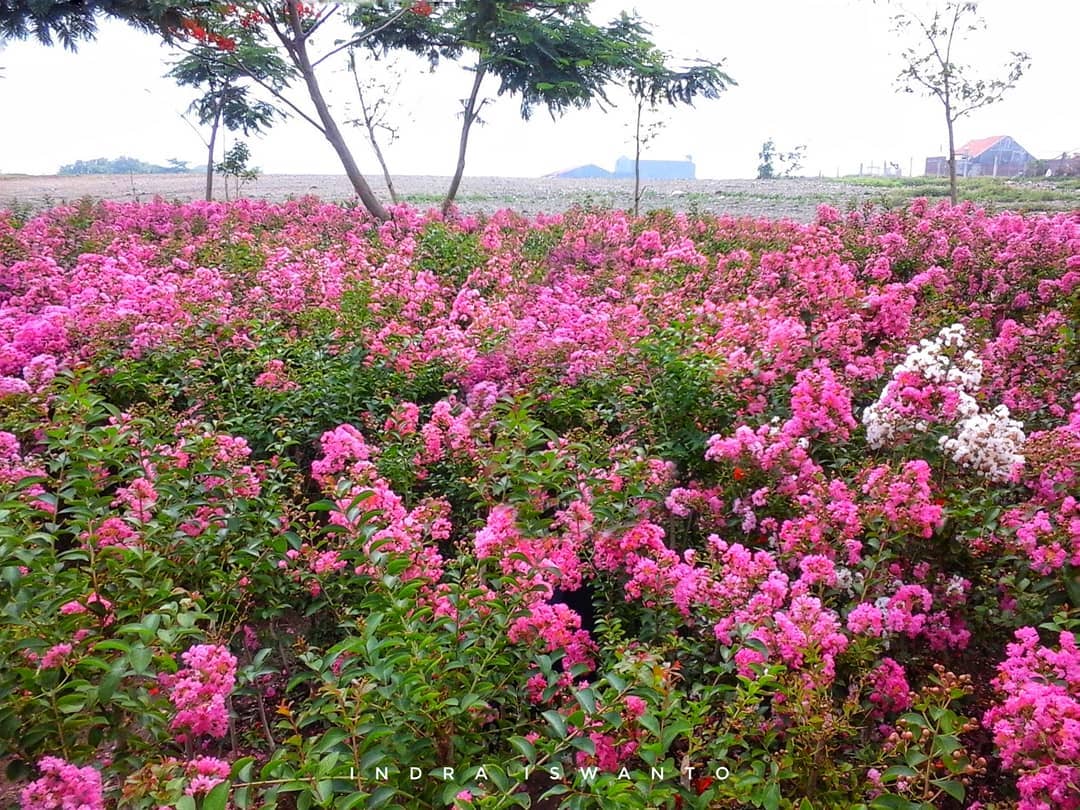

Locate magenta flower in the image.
[20,757,104,810]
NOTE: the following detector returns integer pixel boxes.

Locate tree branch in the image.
[311,6,412,69]
[176,42,327,135]
[260,1,295,55]
[443,61,488,215]
[300,3,339,42]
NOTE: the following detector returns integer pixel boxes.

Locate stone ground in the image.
[0,173,909,222]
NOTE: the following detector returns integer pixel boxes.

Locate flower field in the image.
[1,197,1078,809]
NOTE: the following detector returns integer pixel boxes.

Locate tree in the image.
[217,140,259,199]
[628,100,666,217]
[626,56,733,215]
[891,1,1029,204]
[757,138,805,180]
[169,1,733,220]
[168,29,289,200]
[3,0,392,215]
[177,1,404,220]
[348,1,734,216]
[58,155,192,174]
[0,0,189,49]
[345,48,409,204]
[8,1,735,222]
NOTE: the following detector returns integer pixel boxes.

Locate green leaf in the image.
[359,749,385,773]
[638,714,660,736]
[542,710,567,739]
[509,735,536,763]
[574,687,596,714]
[934,735,962,756]
[338,792,371,810]
[762,781,781,810]
[128,645,153,674]
[900,713,926,729]
[231,757,256,780]
[201,781,230,810]
[661,720,691,751]
[56,694,86,714]
[313,727,350,754]
[881,765,918,782]
[365,786,398,808]
[570,736,595,756]
[904,748,928,768]
[932,778,965,802]
[98,668,123,702]
[870,796,919,810]
[540,784,571,799]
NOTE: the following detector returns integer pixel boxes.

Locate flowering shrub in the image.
[0,197,1078,807]
[984,628,1080,809]
[165,644,238,740]
[19,757,104,810]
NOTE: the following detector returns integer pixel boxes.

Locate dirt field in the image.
[0,173,913,222]
[3,172,1077,222]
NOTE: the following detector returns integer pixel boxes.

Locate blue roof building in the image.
[613,156,695,180]
[548,163,613,179]
[548,156,696,180]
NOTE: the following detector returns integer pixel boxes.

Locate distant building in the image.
[1041,152,1080,177]
[548,164,613,179]
[548,156,696,180]
[612,156,695,180]
[924,135,1034,177]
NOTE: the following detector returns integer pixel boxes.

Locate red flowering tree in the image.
[167,1,733,220]
[4,1,733,220]
[0,0,190,49]
[351,0,733,215]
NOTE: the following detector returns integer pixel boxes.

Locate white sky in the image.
[0,0,1076,179]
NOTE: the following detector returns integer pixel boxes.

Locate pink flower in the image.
[624,695,647,717]
[166,644,237,739]
[984,629,1080,810]
[867,658,912,716]
[111,476,158,521]
[254,358,299,391]
[20,757,104,810]
[183,756,231,795]
[39,643,73,670]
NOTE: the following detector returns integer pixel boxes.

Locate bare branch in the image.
[259,1,293,53]
[300,3,339,42]
[311,6,412,69]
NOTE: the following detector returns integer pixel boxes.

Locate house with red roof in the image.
[924,136,1034,178]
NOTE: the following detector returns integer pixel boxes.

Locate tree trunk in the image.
[946,112,957,205]
[351,57,400,204]
[205,93,224,202]
[362,102,399,204]
[288,18,390,220]
[633,96,643,217]
[442,64,487,217]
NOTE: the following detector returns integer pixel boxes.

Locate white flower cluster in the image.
[939,404,1026,482]
[862,406,897,448]
[863,324,1025,481]
[944,575,969,599]
[834,565,866,597]
[863,323,982,448]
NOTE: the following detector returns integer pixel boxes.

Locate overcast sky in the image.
[0,0,1076,179]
